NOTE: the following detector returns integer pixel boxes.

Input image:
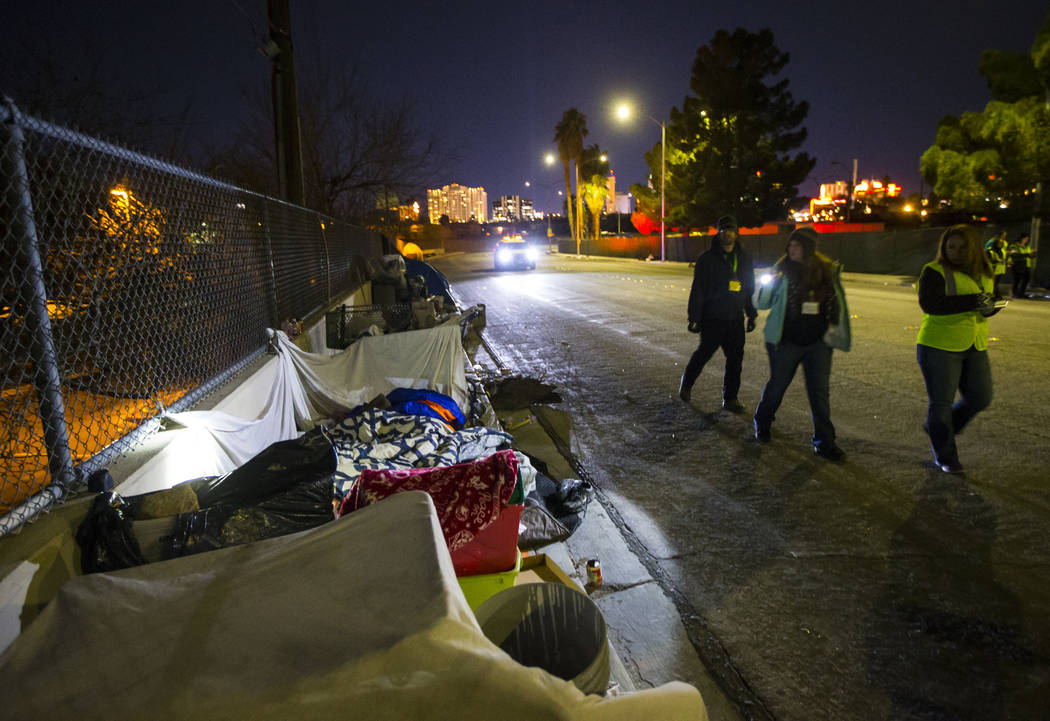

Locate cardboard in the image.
[517,553,585,594]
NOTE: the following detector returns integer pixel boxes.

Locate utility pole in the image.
[1032,89,1048,256]
[849,158,858,223]
[266,0,305,206]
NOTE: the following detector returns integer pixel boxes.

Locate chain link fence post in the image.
[1,99,75,526]
[261,200,281,330]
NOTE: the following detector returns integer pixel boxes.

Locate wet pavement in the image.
[434,251,1050,721]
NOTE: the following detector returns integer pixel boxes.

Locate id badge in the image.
[728,280,741,292]
[802,301,820,315]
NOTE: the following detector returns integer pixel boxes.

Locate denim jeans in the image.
[682,317,745,401]
[916,344,992,465]
[754,340,835,447]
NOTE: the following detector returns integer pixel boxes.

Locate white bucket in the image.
[474,582,610,695]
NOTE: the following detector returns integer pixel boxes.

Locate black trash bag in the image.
[86,468,115,492]
[75,491,147,574]
[163,472,336,559]
[556,479,595,516]
[193,426,337,508]
[523,472,592,538]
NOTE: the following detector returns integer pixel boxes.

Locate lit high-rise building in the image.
[427,184,488,223]
[521,198,536,221]
[493,195,527,222]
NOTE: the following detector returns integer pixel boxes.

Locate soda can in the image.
[586,559,603,586]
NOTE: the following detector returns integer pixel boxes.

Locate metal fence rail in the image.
[1,99,381,533]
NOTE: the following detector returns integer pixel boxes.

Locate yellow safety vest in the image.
[1010,243,1033,269]
[986,243,1006,275]
[917,262,993,352]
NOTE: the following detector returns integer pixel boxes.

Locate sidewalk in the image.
[498,402,743,720]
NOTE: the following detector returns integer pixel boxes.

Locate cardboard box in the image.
[516,553,585,594]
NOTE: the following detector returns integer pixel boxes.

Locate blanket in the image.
[328,407,513,497]
[339,449,518,551]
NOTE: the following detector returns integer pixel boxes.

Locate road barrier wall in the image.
[574,223,1043,279]
[1,100,382,532]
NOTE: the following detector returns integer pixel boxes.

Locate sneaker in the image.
[722,398,746,413]
[813,444,846,462]
[754,424,771,444]
[938,460,965,474]
[678,376,691,403]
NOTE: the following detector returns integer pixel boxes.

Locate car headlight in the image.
[524,246,538,261]
[497,248,512,263]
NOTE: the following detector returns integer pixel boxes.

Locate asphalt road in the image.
[432,250,1050,721]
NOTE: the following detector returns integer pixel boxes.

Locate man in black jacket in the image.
[679,215,758,411]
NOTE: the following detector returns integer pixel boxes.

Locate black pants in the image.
[682,317,745,401]
[1012,269,1030,298]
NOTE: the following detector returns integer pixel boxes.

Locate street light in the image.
[615,103,665,261]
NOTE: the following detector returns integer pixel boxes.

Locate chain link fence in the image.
[1,99,381,533]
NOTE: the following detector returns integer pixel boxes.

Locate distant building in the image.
[852,179,901,202]
[613,192,635,215]
[809,178,902,221]
[604,173,616,214]
[398,201,420,222]
[427,184,488,223]
[492,195,521,222]
[490,195,539,222]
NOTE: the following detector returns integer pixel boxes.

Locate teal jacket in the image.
[753,261,851,351]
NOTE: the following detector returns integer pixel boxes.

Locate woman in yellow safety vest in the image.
[916,224,1001,474]
[984,232,1007,298]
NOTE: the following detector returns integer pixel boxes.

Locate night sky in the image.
[4,1,1048,214]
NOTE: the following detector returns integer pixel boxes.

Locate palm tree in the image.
[583,174,609,242]
[554,109,588,246]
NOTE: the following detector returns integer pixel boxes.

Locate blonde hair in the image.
[935,224,992,281]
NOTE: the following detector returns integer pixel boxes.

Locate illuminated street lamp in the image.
[615,103,665,261]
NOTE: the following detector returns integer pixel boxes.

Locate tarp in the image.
[114,323,468,497]
[0,492,706,721]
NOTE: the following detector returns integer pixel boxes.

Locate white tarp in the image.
[0,492,706,720]
[114,324,468,497]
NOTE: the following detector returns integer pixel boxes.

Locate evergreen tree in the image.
[656,28,814,229]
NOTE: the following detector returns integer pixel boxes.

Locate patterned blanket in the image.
[338,449,519,551]
[328,407,513,498]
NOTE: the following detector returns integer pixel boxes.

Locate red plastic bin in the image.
[450,502,524,577]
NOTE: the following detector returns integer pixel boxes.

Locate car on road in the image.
[493,235,538,270]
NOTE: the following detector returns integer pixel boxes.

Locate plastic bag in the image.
[555,479,595,516]
[194,427,336,508]
[163,477,335,559]
[161,428,338,559]
[522,473,592,540]
[75,492,147,574]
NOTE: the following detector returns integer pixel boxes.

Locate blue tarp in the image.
[404,257,455,305]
